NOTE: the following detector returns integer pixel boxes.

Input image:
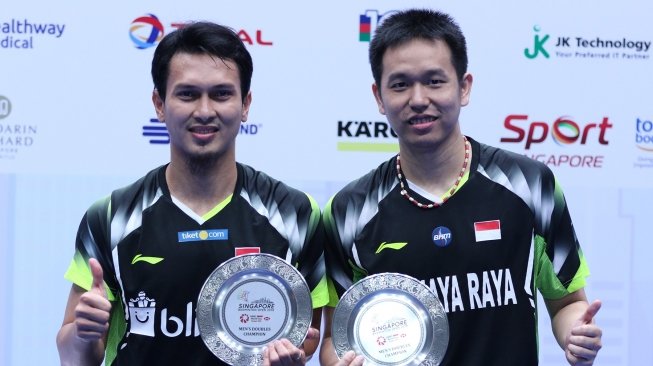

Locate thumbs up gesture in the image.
[565,300,603,365]
[74,258,112,342]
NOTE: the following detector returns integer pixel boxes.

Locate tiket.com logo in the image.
[129,14,273,49]
[178,229,228,243]
[524,25,651,60]
[636,117,653,152]
[337,120,398,152]
[143,118,261,144]
[1,19,66,49]
[359,10,398,42]
[500,114,612,168]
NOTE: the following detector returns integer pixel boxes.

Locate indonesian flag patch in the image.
[235,247,261,256]
[474,220,501,242]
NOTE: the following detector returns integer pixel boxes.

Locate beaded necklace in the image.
[396,136,470,209]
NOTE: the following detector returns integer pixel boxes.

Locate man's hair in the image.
[369,9,468,87]
[151,21,253,102]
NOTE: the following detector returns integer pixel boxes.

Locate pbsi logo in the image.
[501,115,612,149]
[128,291,199,337]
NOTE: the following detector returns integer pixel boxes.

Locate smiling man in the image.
[321,9,603,366]
[56,22,328,366]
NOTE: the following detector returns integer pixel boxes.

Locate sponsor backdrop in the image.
[1,0,651,364]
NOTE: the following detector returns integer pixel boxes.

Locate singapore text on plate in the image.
[197,253,312,365]
[332,272,449,366]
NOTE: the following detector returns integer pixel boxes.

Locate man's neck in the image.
[398,134,469,197]
[165,155,237,217]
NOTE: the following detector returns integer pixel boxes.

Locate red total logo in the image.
[500,114,612,149]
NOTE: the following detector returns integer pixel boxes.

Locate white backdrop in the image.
[1,1,652,365]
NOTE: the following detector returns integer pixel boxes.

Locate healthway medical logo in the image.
[1,19,66,49]
[524,25,651,60]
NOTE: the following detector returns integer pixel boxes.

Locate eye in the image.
[428,79,444,86]
[211,89,234,100]
[389,81,407,90]
[176,90,198,100]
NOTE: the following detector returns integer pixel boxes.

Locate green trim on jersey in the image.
[63,251,116,301]
[534,235,589,299]
[310,275,330,308]
[326,278,339,307]
[105,299,126,366]
[201,194,233,221]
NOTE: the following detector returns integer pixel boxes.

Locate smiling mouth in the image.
[408,116,438,125]
[189,126,219,134]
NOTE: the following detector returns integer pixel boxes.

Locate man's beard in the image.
[185,150,222,175]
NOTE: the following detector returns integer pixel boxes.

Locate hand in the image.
[74,258,112,342]
[337,350,365,366]
[263,328,320,365]
[565,300,602,365]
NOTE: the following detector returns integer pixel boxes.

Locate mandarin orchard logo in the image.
[0,96,11,119]
[359,10,398,42]
[129,14,165,49]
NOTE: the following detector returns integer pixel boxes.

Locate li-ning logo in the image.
[0,96,12,120]
[178,229,228,243]
[375,242,407,254]
[129,14,165,49]
[524,25,550,59]
[131,254,164,265]
[432,226,452,247]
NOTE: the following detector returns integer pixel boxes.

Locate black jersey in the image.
[324,137,589,365]
[64,163,328,365]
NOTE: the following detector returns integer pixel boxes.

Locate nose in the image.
[408,84,429,111]
[193,95,216,122]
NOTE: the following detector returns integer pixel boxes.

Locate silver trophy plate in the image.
[197,253,313,365]
[332,273,449,366]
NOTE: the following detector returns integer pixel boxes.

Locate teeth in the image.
[409,116,436,125]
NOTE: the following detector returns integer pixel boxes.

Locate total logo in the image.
[336,119,398,152]
[359,9,398,42]
[128,291,199,337]
[524,25,651,61]
[129,14,273,49]
[143,118,261,144]
[500,114,612,168]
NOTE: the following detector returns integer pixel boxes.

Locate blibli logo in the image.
[178,229,228,243]
[128,291,199,337]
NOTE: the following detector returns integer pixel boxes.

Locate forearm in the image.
[550,299,589,348]
[56,323,105,366]
[319,336,340,366]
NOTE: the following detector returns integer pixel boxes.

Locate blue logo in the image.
[636,117,653,152]
[178,229,228,243]
[143,118,261,145]
[432,226,452,247]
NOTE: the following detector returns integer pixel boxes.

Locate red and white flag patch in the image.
[474,220,501,242]
[235,247,261,256]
